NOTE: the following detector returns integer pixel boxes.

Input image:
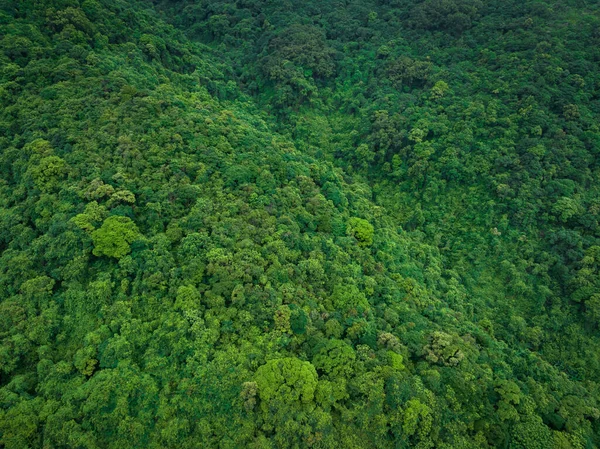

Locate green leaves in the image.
[1,0,600,447]
[312,339,355,378]
[254,357,318,409]
[347,217,374,247]
[91,216,139,259]
[386,56,433,89]
[30,156,68,192]
[71,201,108,232]
[328,283,370,314]
[423,331,465,367]
[403,398,432,438]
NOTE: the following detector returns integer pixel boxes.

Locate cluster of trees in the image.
[1,0,599,447]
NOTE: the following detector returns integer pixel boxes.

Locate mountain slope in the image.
[0,0,599,448]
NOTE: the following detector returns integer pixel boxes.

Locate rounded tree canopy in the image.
[254,357,318,411]
[91,216,140,259]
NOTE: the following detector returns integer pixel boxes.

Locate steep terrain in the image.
[0,0,599,448]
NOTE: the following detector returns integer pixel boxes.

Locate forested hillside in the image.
[1,0,599,448]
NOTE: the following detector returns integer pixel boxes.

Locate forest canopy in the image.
[1,0,600,447]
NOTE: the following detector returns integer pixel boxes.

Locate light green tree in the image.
[347,217,374,247]
[91,216,139,259]
[254,357,318,410]
[312,339,356,378]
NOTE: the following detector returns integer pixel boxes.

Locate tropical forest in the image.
[1,0,600,447]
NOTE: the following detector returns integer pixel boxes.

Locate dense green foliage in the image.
[1,0,600,447]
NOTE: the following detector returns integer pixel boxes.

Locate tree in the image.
[254,357,318,410]
[411,0,483,33]
[347,217,374,247]
[253,358,326,447]
[312,339,356,379]
[264,25,335,81]
[91,216,139,259]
